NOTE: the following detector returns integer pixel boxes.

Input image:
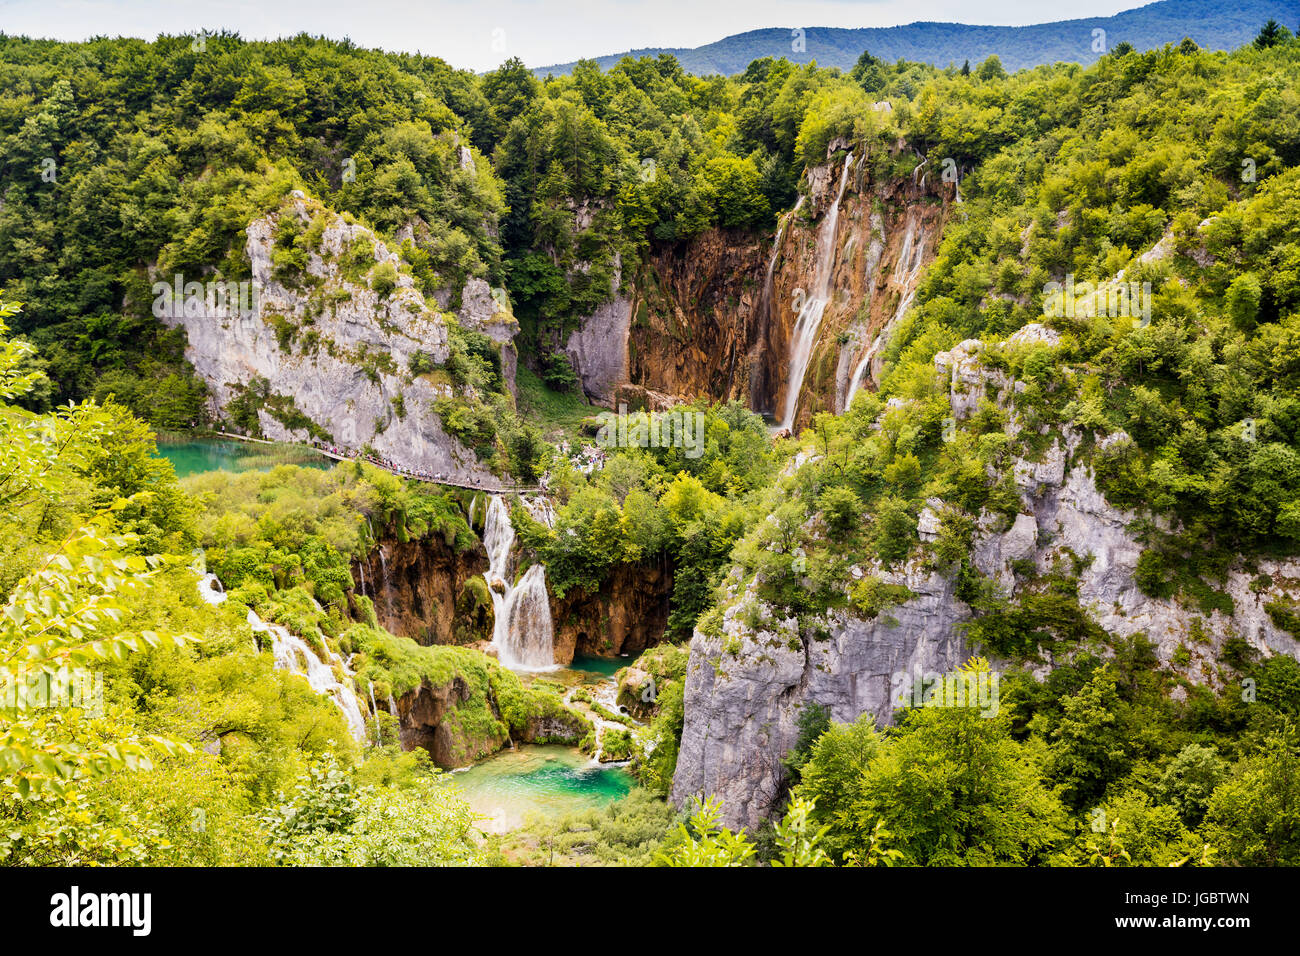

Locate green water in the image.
[446,745,633,834]
[568,655,627,679]
[157,438,331,478]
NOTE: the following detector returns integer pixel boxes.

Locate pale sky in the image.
[0,0,1146,72]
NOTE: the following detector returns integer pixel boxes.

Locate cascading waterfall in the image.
[194,572,366,741]
[521,495,556,529]
[483,494,556,672]
[844,211,931,407]
[779,153,853,431]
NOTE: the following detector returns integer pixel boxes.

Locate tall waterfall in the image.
[750,197,805,410]
[483,495,556,671]
[195,572,367,741]
[845,210,930,408]
[780,153,853,431]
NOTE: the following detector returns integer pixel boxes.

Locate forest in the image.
[1,19,1299,867]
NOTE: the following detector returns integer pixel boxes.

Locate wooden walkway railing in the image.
[212,431,541,495]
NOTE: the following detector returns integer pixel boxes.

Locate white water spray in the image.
[368,680,381,746]
[482,495,556,671]
[780,153,853,431]
[845,211,930,407]
[196,572,365,740]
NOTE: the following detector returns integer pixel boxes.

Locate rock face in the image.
[672,323,1300,830]
[564,295,632,407]
[937,327,1300,677]
[559,144,950,424]
[671,566,970,829]
[161,193,514,483]
[353,535,489,646]
[397,675,504,767]
[395,673,589,768]
[551,560,674,664]
[458,277,521,397]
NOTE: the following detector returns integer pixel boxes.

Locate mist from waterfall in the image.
[483,495,556,672]
[780,153,853,431]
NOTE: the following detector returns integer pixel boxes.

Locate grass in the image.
[514,364,600,439]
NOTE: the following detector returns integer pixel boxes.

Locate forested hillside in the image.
[538,0,1300,75]
[2,20,1300,868]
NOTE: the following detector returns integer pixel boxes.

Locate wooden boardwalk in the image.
[212,432,541,495]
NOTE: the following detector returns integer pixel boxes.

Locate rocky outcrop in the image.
[397,674,504,767]
[565,296,632,407]
[671,565,970,829]
[672,323,1300,830]
[161,192,514,483]
[551,560,674,665]
[936,329,1300,677]
[352,535,489,646]
[458,277,521,397]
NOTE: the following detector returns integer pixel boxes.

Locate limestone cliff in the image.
[551,559,674,664]
[562,143,950,423]
[352,535,489,646]
[161,192,516,482]
[671,323,1300,830]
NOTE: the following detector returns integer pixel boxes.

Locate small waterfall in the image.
[197,572,226,605]
[357,560,367,599]
[388,692,399,716]
[521,495,556,529]
[193,572,366,741]
[368,680,381,746]
[376,545,396,624]
[780,153,853,431]
[483,495,556,672]
[845,212,930,407]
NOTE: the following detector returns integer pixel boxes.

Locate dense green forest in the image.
[2,21,1300,867]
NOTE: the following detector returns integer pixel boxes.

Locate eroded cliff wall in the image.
[161,192,516,483]
[671,324,1300,830]
[563,144,951,424]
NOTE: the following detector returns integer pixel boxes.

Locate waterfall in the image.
[750,197,805,409]
[376,545,395,623]
[482,495,556,672]
[197,572,226,606]
[368,680,381,746]
[253,612,367,741]
[357,560,367,599]
[845,212,930,408]
[779,153,853,431]
[521,495,556,529]
[194,572,366,740]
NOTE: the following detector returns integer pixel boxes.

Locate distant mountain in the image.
[535,0,1300,76]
